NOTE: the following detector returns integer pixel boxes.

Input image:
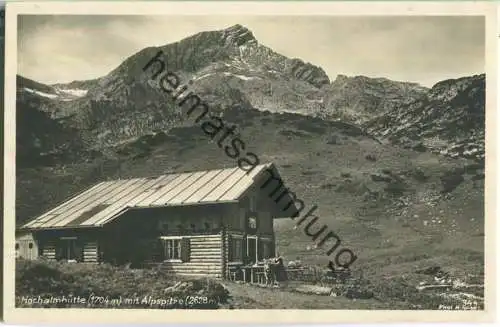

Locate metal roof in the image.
[21,162,294,230]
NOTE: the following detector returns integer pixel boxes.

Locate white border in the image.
[3,1,497,324]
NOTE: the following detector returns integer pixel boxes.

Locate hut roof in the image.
[21,162,297,230]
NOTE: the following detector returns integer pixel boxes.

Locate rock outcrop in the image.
[365,74,485,161]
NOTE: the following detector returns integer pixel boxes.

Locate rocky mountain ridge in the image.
[16,24,485,163]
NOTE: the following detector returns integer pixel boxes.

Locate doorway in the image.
[246,236,258,263]
[56,237,81,262]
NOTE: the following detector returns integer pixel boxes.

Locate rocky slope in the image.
[16,76,96,167]
[319,75,428,123]
[365,74,485,161]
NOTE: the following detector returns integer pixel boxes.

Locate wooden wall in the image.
[83,241,99,263]
[15,232,39,260]
[42,241,56,260]
[159,234,222,278]
[232,187,276,237]
[32,229,100,263]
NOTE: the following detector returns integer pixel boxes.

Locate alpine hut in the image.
[16,163,299,279]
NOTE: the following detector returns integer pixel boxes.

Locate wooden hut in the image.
[16,163,299,278]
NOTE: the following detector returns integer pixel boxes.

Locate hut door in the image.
[59,237,79,261]
[247,237,257,263]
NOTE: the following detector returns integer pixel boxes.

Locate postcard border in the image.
[3,1,497,324]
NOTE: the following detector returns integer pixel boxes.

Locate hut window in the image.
[161,238,181,261]
[15,243,19,250]
[160,237,190,262]
[28,243,33,249]
[248,216,257,230]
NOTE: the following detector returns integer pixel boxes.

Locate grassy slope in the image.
[221,281,398,309]
[15,259,398,309]
[17,108,484,299]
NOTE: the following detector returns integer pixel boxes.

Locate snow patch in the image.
[24,86,88,100]
[193,73,215,81]
[307,98,324,104]
[57,88,88,97]
[223,72,259,81]
[239,45,248,63]
[23,87,58,99]
[463,148,479,156]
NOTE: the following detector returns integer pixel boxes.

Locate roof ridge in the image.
[113,163,274,181]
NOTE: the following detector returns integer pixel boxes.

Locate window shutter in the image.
[228,235,233,262]
[180,238,190,262]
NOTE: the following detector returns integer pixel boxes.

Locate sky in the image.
[17,15,485,87]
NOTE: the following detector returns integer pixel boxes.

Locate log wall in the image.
[37,236,99,263]
[42,241,56,260]
[159,234,222,278]
[83,241,99,263]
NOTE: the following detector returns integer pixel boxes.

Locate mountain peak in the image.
[334,74,350,82]
[221,24,257,46]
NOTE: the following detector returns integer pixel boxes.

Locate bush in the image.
[295,120,327,134]
[472,173,485,181]
[384,180,408,197]
[320,183,336,189]
[261,117,272,125]
[464,163,483,174]
[365,154,377,162]
[326,135,339,145]
[371,174,392,183]
[412,142,426,152]
[411,168,429,182]
[440,170,465,193]
[344,287,374,299]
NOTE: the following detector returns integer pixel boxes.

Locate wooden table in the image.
[241,265,265,284]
